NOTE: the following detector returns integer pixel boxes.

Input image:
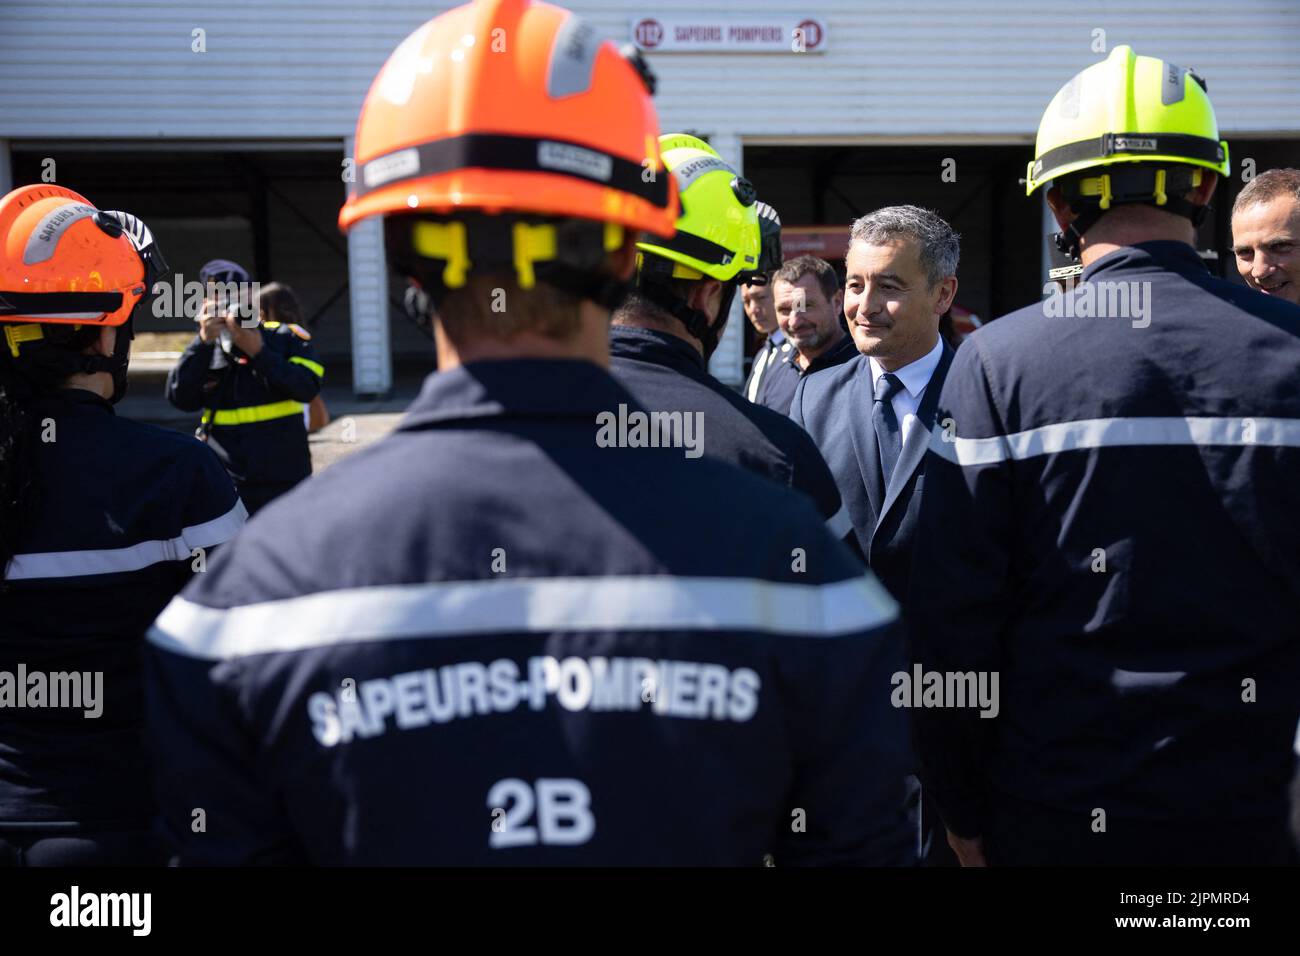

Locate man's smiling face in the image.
[843,237,953,369]
[1232,195,1300,306]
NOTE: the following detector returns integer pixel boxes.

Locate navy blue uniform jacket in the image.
[1,388,243,829]
[609,325,850,538]
[165,323,322,487]
[145,359,914,866]
[908,242,1300,840]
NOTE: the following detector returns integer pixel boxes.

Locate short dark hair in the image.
[255,282,305,327]
[1233,167,1300,218]
[772,255,839,304]
[612,278,698,332]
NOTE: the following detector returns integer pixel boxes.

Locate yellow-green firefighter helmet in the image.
[1026,45,1230,196]
[636,133,762,282]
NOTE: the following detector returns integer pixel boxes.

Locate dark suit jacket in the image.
[790,345,954,601]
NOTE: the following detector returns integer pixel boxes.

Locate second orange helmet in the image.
[0,184,146,328]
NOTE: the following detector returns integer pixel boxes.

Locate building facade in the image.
[2,0,1297,391]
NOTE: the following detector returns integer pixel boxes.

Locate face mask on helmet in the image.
[736,201,783,287]
[92,211,168,402]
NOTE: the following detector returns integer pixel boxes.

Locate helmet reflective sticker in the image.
[671,155,733,195]
[23,203,97,265]
[1161,62,1187,106]
[547,14,600,98]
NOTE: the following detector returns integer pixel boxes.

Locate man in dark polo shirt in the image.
[756,255,855,415]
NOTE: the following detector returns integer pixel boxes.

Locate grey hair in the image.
[847,205,960,288]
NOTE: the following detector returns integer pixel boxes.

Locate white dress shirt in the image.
[868,336,944,446]
[746,329,786,402]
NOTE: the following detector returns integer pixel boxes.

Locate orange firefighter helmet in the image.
[338,0,677,239]
[0,184,146,329]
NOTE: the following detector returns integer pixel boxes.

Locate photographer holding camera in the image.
[166,259,323,515]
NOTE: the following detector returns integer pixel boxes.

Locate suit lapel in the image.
[845,357,885,521]
[876,344,954,530]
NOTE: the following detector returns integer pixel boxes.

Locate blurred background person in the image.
[256,282,331,433]
[1231,167,1300,306]
[0,186,243,866]
[758,255,855,415]
[165,259,323,515]
[741,276,785,402]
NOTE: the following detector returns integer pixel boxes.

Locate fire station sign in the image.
[629,16,828,53]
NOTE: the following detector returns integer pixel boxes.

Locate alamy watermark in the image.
[1042,279,1151,328]
[151,273,262,324]
[891,664,999,719]
[0,664,103,718]
[50,886,150,936]
[595,404,704,459]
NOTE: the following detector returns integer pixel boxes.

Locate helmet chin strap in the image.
[635,279,736,360]
[1054,198,1209,260]
[75,316,133,403]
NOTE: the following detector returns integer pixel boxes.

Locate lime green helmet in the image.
[632,133,781,356]
[636,133,766,283]
[1027,46,1229,256]
[1027,45,1229,193]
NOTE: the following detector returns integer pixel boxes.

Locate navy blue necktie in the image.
[872,372,904,494]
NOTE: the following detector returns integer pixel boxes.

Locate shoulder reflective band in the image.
[148,573,900,661]
[930,415,1300,467]
[202,399,304,426]
[0,290,125,317]
[289,356,324,377]
[1031,133,1226,182]
[825,504,853,539]
[4,501,247,581]
[354,133,670,209]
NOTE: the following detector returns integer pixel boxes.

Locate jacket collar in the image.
[398,359,633,430]
[1082,240,1209,282]
[608,325,707,378]
[805,333,857,375]
[33,387,115,416]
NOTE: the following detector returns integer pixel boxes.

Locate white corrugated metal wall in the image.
[2,0,1298,388]
[2,2,1297,139]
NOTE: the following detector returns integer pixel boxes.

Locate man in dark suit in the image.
[789,206,958,603]
[741,278,786,403]
[790,206,960,867]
